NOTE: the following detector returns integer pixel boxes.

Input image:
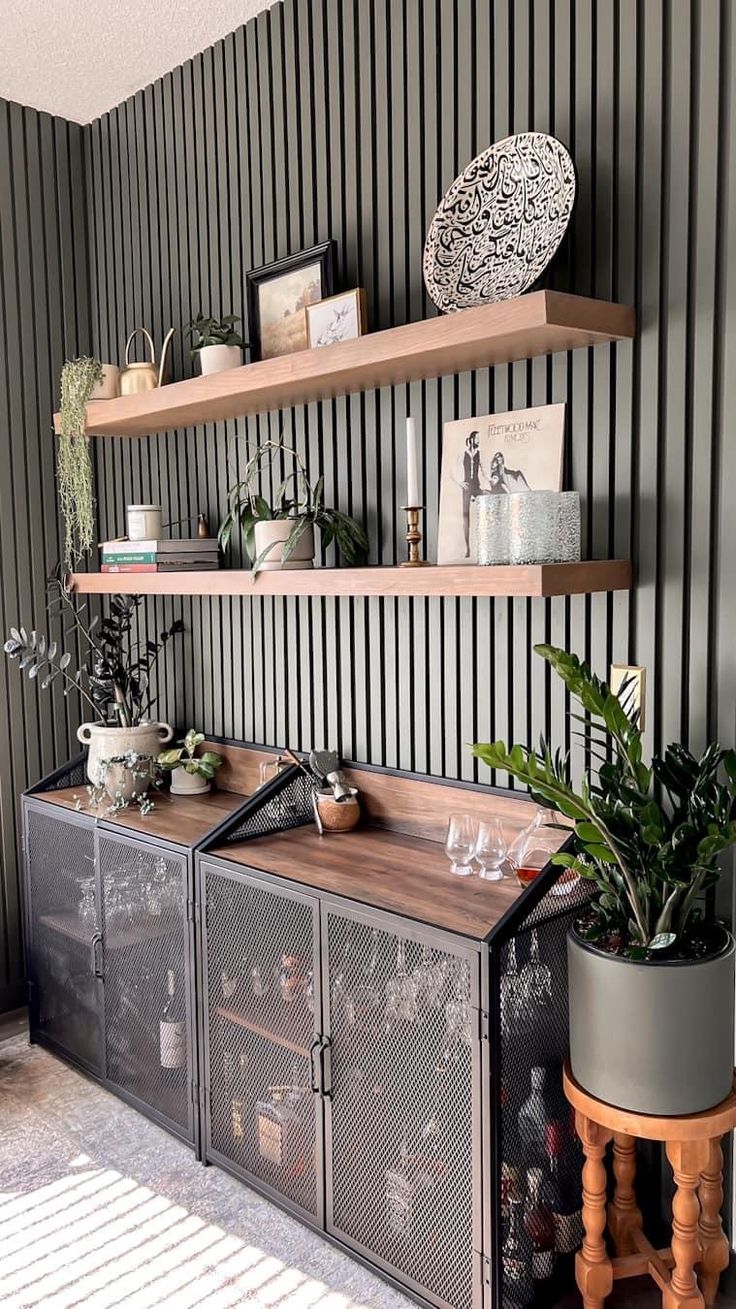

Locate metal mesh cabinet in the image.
[323,901,482,1309]
[24,799,104,1077]
[98,829,194,1140]
[200,858,322,1222]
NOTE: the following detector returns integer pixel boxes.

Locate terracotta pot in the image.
[253,520,315,571]
[77,721,173,786]
[198,344,242,375]
[170,767,210,796]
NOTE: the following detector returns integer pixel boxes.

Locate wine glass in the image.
[413,944,448,1012]
[445,814,478,877]
[500,938,524,1040]
[474,818,507,881]
[444,960,472,1046]
[385,940,418,1030]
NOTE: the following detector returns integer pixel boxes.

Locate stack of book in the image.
[100,538,220,573]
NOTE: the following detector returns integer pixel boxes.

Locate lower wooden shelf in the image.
[70,560,632,599]
[214,1006,311,1060]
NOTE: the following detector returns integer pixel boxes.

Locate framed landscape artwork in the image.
[246,241,336,360]
[437,403,566,564]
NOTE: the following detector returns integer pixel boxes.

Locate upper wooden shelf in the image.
[54,292,635,438]
[69,560,632,599]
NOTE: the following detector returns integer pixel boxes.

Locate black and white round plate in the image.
[423,132,576,312]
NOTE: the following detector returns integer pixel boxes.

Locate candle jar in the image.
[476,494,510,565]
[127,504,162,541]
[507,491,581,565]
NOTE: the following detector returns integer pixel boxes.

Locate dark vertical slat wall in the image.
[0,102,88,1009]
[1,0,735,1008]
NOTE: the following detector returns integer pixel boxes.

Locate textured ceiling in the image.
[0,0,280,124]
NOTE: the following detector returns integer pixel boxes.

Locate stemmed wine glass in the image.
[520,928,552,1009]
[385,940,418,1030]
[474,818,507,881]
[500,938,524,1040]
[445,814,478,877]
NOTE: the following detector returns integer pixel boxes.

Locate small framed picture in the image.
[245,241,336,360]
[306,289,366,349]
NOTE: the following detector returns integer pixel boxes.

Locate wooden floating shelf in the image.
[70,560,632,599]
[54,291,635,438]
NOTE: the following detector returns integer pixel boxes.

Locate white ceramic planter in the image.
[253,520,315,570]
[89,364,120,400]
[170,767,210,796]
[198,344,243,375]
[77,721,173,786]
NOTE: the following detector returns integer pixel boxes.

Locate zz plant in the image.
[58,357,104,572]
[473,645,736,958]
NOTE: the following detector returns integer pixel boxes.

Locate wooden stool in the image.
[563,1061,736,1309]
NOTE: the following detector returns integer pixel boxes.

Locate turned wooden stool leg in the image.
[697,1136,729,1307]
[575,1110,613,1309]
[608,1131,643,1256]
[664,1140,709,1309]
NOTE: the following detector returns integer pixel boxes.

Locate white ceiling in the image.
[0,0,281,124]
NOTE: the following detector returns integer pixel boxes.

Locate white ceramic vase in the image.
[77,721,173,786]
[198,345,243,376]
[253,520,315,570]
[170,767,210,796]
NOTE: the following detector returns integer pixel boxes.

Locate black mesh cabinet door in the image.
[24,800,104,1075]
[323,903,482,1309]
[97,830,193,1140]
[200,860,322,1224]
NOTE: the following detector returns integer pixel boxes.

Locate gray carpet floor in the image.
[0,1029,411,1309]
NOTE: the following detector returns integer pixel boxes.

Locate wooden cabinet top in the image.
[37,786,243,850]
[208,821,567,941]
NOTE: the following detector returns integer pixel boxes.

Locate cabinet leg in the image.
[664,1140,708,1309]
[574,1111,613,1309]
[608,1131,643,1256]
[697,1136,729,1307]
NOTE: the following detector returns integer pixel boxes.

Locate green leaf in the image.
[649,932,677,950]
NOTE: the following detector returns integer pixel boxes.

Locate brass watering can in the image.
[119,326,175,395]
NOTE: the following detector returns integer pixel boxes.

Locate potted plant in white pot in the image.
[474,645,736,1116]
[4,577,184,793]
[158,729,224,795]
[185,312,248,375]
[219,439,368,575]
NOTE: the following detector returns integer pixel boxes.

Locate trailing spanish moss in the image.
[58,357,103,572]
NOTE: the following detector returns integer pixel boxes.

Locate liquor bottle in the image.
[255,1063,310,1179]
[545,1120,583,1255]
[518,1066,552,1164]
[159,968,186,1084]
[523,1166,556,1286]
[502,1196,534,1308]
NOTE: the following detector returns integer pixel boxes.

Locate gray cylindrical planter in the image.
[568,926,735,1115]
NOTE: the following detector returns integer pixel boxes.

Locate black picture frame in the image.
[245,241,337,362]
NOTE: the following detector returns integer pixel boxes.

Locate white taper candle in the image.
[406,416,420,507]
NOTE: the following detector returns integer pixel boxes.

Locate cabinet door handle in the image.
[309,1037,322,1094]
[320,1036,333,1100]
[91,931,104,979]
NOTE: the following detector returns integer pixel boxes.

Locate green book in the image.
[101,551,157,564]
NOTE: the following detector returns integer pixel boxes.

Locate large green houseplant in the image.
[220,440,368,575]
[474,644,736,1114]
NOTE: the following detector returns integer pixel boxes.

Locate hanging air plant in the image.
[58,357,103,572]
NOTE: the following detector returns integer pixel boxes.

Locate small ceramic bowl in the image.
[315,789,361,832]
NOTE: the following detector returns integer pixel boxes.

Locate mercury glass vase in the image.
[507,491,581,565]
[476,493,510,564]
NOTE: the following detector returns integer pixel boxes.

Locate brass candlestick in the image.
[400,505,428,567]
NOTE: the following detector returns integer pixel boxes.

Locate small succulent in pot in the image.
[219,439,368,576]
[185,313,248,375]
[158,729,224,795]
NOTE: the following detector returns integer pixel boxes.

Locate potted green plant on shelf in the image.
[158,729,224,796]
[58,357,105,572]
[3,576,184,791]
[219,439,368,575]
[185,312,248,375]
[473,645,736,1116]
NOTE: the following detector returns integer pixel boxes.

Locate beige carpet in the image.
[0,1032,411,1309]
